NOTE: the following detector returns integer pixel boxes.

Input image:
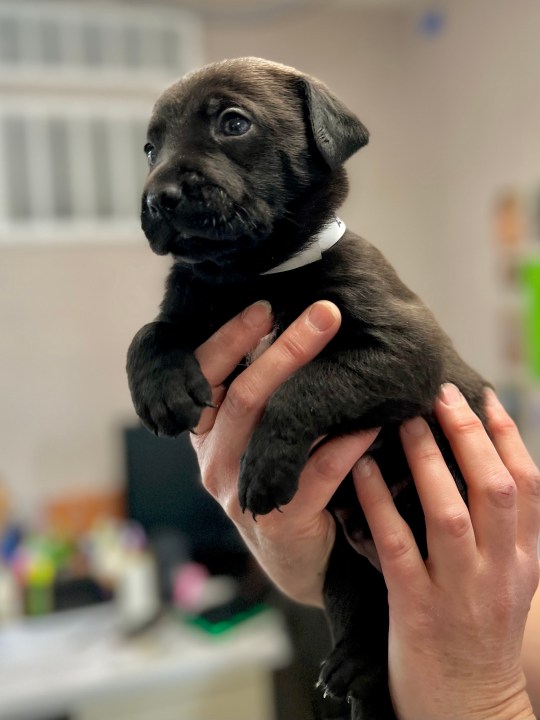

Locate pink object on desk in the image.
[172,562,209,611]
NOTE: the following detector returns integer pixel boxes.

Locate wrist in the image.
[235,518,333,609]
[396,691,534,720]
[392,662,535,720]
[466,684,535,720]
[238,530,326,607]
[461,670,535,720]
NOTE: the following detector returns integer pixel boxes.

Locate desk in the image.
[0,603,292,720]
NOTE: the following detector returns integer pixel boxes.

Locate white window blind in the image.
[0,1,203,245]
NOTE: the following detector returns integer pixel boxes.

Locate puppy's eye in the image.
[218,110,252,137]
[144,142,157,166]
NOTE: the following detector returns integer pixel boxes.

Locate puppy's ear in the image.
[297,77,369,169]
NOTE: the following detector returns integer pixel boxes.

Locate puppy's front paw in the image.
[238,432,308,516]
[130,351,212,437]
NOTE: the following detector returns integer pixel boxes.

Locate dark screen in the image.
[123,426,246,560]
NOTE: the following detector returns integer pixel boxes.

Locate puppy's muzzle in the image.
[142,172,260,262]
[146,185,183,219]
[145,172,212,219]
[145,173,232,232]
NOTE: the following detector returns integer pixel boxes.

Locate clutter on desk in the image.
[491,183,540,470]
[0,516,142,624]
[493,183,540,382]
[0,488,263,638]
[170,561,266,636]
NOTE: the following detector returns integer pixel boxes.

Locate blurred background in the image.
[0,1,539,719]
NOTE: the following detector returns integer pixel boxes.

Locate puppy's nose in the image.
[146,186,182,216]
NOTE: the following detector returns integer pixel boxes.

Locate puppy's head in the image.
[141,57,369,278]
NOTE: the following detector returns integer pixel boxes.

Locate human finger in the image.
[353,457,428,595]
[193,300,273,433]
[223,431,380,536]
[211,301,341,460]
[288,429,381,521]
[434,384,517,560]
[484,388,540,553]
[399,416,476,573]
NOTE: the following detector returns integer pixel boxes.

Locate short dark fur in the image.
[127,58,487,720]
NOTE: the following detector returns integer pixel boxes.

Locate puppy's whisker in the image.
[281,209,303,228]
[234,205,256,230]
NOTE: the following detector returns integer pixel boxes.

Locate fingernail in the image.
[307,301,339,332]
[402,417,427,437]
[242,300,272,328]
[356,456,374,478]
[439,383,463,407]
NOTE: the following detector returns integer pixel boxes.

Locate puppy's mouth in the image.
[141,183,265,261]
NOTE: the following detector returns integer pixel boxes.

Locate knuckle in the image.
[450,411,484,437]
[483,469,517,508]
[199,458,220,498]
[277,331,310,365]
[200,460,238,516]
[379,528,413,561]
[526,563,540,596]
[433,506,471,538]
[519,466,540,503]
[311,448,347,480]
[224,380,259,417]
[221,491,243,522]
[200,469,218,498]
[414,443,442,466]
[489,410,518,438]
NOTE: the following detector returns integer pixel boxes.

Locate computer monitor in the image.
[123,426,247,574]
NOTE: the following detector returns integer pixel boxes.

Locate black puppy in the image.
[127,57,487,720]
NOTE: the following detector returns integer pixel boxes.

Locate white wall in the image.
[1,0,539,521]
[0,244,171,520]
[403,0,540,379]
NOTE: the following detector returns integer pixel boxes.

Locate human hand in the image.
[354,384,540,720]
[191,300,379,606]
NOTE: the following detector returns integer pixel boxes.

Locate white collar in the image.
[261,217,346,275]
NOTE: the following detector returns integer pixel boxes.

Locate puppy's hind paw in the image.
[318,643,395,720]
[238,450,301,516]
[318,641,365,700]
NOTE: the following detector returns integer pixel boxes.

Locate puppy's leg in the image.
[239,349,438,515]
[127,321,212,436]
[320,527,396,720]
